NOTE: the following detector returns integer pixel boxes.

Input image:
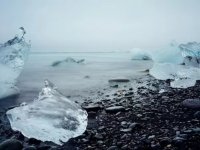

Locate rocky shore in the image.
[0,75,200,150]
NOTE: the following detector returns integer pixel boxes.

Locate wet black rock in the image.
[105,106,125,113]
[1,74,200,150]
[108,79,130,83]
[182,98,200,109]
[120,128,132,133]
[82,104,101,112]
[107,145,118,150]
[37,145,51,150]
[0,139,23,150]
[28,138,41,145]
[121,144,128,149]
[23,146,36,150]
[110,85,119,88]
[194,111,200,118]
[129,122,141,129]
[94,133,103,140]
[158,137,171,147]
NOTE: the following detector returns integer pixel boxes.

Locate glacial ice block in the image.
[180,42,200,67]
[150,63,200,88]
[0,28,30,99]
[6,80,88,145]
[179,42,200,58]
[149,42,200,88]
[131,48,152,60]
[150,43,183,64]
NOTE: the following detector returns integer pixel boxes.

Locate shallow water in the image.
[1,52,153,108]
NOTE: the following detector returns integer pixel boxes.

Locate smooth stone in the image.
[120,128,132,132]
[194,111,200,118]
[108,79,130,83]
[159,137,171,147]
[0,139,23,150]
[192,127,200,132]
[105,106,125,113]
[37,145,51,150]
[173,137,186,143]
[129,123,141,129]
[97,140,104,145]
[182,99,200,109]
[28,138,41,145]
[110,85,119,88]
[134,104,142,108]
[23,146,36,150]
[121,145,128,149]
[94,133,103,140]
[148,135,155,139]
[120,121,127,127]
[107,146,118,150]
[82,104,101,112]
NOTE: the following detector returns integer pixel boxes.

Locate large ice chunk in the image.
[149,42,200,88]
[6,80,88,145]
[149,63,200,88]
[0,27,30,99]
[150,42,183,64]
[180,42,200,58]
[180,42,200,67]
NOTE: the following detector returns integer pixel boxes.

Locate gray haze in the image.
[0,0,200,52]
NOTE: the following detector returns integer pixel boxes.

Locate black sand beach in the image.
[0,75,200,150]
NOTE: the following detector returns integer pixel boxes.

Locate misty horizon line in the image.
[30,50,130,54]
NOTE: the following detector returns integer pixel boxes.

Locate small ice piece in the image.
[6,80,88,145]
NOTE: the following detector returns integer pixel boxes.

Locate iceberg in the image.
[148,42,200,88]
[180,42,200,67]
[180,42,200,58]
[150,42,183,64]
[182,56,200,68]
[51,57,85,67]
[131,48,152,60]
[149,63,200,88]
[6,80,88,145]
[0,27,30,99]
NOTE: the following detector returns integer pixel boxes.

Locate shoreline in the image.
[0,75,200,150]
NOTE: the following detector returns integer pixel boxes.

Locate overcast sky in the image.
[0,0,200,51]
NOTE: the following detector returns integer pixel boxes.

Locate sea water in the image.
[1,52,152,108]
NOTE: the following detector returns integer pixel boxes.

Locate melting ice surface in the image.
[149,63,200,88]
[6,80,88,145]
[132,42,200,88]
[0,28,30,99]
[180,42,200,68]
